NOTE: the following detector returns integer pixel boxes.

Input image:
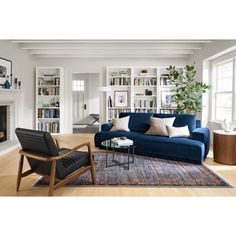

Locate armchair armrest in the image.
[191,128,210,158]
[101,123,113,131]
[19,141,92,162]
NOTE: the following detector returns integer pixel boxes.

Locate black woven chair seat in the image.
[58,148,89,179]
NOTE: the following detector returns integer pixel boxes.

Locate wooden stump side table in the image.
[213,130,236,165]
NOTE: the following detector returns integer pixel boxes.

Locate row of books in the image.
[160,108,177,114]
[134,99,157,108]
[38,122,60,133]
[38,87,60,96]
[109,77,130,86]
[134,78,157,86]
[38,77,60,86]
[108,108,131,120]
[38,109,60,118]
[134,108,158,113]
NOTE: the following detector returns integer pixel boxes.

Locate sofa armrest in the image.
[191,128,210,158]
[101,123,113,131]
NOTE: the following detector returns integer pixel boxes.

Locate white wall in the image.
[188,40,236,82]
[0,41,35,129]
[35,57,187,132]
[188,40,236,141]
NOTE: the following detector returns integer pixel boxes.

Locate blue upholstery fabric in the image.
[94,131,204,163]
[191,128,210,159]
[196,120,202,128]
[101,123,113,131]
[153,113,196,132]
[94,113,210,164]
[119,112,153,132]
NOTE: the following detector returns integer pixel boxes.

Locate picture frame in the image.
[114,91,128,107]
[0,57,12,85]
[161,91,176,108]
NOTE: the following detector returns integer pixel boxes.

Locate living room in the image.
[1,0,236,235]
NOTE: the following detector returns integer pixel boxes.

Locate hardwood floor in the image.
[0,133,236,196]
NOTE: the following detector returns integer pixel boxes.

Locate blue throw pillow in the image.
[153,114,196,133]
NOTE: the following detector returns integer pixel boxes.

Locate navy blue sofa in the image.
[94,112,210,164]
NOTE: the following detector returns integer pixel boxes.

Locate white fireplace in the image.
[0,89,23,155]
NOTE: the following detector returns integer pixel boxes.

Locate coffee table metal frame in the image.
[101,139,135,170]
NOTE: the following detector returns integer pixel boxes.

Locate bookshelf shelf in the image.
[36,67,64,134]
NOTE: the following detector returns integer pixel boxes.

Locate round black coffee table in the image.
[101,139,135,170]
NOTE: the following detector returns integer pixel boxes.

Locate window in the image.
[213,60,233,122]
[72,80,84,91]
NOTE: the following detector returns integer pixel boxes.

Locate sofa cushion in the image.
[145,117,175,136]
[167,125,190,138]
[110,116,130,131]
[119,112,153,132]
[153,113,196,132]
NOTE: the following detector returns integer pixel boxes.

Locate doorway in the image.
[71,73,100,134]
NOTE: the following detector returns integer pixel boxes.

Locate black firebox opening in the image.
[0,106,7,142]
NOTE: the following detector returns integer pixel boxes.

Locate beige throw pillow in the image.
[110,116,130,132]
[145,117,175,136]
[166,125,190,138]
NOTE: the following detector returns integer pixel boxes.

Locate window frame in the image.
[72,80,85,92]
[212,57,236,123]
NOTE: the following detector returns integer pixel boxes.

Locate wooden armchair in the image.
[15,128,96,196]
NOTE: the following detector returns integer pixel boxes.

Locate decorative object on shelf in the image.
[114,91,128,107]
[221,119,234,132]
[3,76,11,89]
[14,77,18,90]
[161,91,176,107]
[0,57,12,87]
[18,81,21,90]
[167,64,211,115]
[145,89,152,96]
[108,96,113,107]
[139,69,148,76]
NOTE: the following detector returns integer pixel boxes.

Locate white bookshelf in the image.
[36,67,64,134]
[106,66,183,122]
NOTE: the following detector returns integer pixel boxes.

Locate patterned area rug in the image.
[35,153,231,187]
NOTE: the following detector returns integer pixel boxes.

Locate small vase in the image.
[3,79,11,89]
[221,119,233,132]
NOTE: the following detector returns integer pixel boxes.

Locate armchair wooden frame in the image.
[16,140,96,196]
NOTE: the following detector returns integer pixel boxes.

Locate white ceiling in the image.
[12,40,212,58]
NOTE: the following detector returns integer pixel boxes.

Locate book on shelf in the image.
[111,137,133,146]
[160,108,177,114]
[134,98,156,108]
[38,109,60,118]
[108,108,131,120]
[108,96,113,107]
[38,77,60,86]
[134,77,157,86]
[38,87,60,96]
[38,121,60,133]
[110,77,129,86]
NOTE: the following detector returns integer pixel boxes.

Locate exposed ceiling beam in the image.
[34,54,188,58]
[12,40,213,44]
[27,49,195,55]
[19,43,203,50]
